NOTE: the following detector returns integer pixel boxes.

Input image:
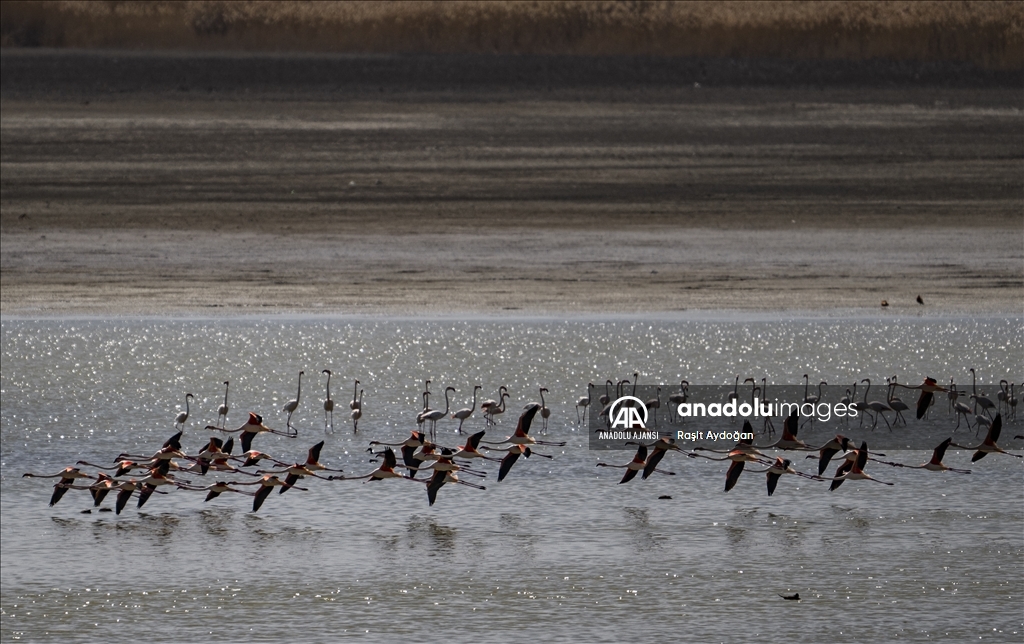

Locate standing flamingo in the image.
[969,368,996,418]
[322,370,334,432]
[350,379,362,411]
[351,389,363,432]
[538,387,551,431]
[421,387,455,439]
[175,393,194,429]
[451,385,481,434]
[576,383,593,424]
[282,371,303,432]
[217,381,230,428]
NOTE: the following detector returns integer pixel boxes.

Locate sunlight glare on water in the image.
[1,316,1022,642]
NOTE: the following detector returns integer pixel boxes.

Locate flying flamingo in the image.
[424,468,486,506]
[893,438,970,473]
[496,443,553,482]
[951,414,1022,461]
[332,447,416,482]
[480,403,566,447]
[302,440,344,475]
[690,445,767,492]
[176,481,257,502]
[209,412,294,452]
[175,393,194,429]
[217,381,230,428]
[257,462,333,493]
[22,466,94,506]
[250,475,308,512]
[76,458,149,478]
[888,376,946,420]
[282,371,303,432]
[576,383,593,424]
[369,431,428,477]
[757,411,812,451]
[451,385,481,433]
[755,457,821,496]
[626,436,686,479]
[596,443,675,484]
[827,441,894,489]
[450,430,503,463]
[804,434,854,476]
[322,370,334,432]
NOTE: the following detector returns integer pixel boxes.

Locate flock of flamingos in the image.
[21,369,1023,513]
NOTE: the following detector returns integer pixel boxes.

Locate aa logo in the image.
[609,396,648,429]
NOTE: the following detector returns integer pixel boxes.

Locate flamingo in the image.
[76,458,148,478]
[667,380,689,422]
[801,375,825,428]
[597,444,661,484]
[950,387,974,432]
[886,376,947,420]
[175,393,194,429]
[111,478,166,514]
[757,378,776,435]
[850,381,869,428]
[250,475,308,512]
[576,383,593,424]
[951,414,1022,461]
[209,412,294,452]
[757,411,812,451]
[22,466,94,506]
[369,431,428,477]
[451,385,481,433]
[282,371,303,432]
[756,457,821,496]
[450,430,503,463]
[483,389,510,425]
[302,440,344,475]
[135,469,185,509]
[839,388,853,425]
[349,379,362,411]
[424,467,486,506]
[537,387,552,431]
[828,441,894,489]
[421,387,455,439]
[645,387,661,427]
[804,435,854,476]
[480,403,566,447]
[176,481,257,502]
[322,370,334,432]
[997,380,1010,415]
[351,389,363,432]
[217,381,230,428]
[496,443,553,482]
[886,378,910,426]
[332,448,416,482]
[861,379,892,430]
[1008,383,1018,421]
[690,444,766,492]
[969,368,996,418]
[598,380,614,408]
[257,462,333,493]
[638,436,685,479]
[894,438,970,473]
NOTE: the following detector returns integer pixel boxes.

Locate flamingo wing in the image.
[163,431,183,450]
[498,450,522,482]
[915,390,933,419]
[240,431,257,453]
[253,485,273,512]
[115,489,132,514]
[725,460,746,492]
[642,449,667,480]
[308,441,325,464]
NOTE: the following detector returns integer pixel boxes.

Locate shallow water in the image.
[2,316,1022,642]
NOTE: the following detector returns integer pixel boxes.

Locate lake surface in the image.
[2,315,1022,642]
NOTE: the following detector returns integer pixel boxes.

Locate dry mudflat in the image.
[1,51,1021,316]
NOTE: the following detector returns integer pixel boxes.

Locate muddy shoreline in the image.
[1,51,1021,316]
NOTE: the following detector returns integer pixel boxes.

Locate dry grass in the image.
[1,1,1021,69]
